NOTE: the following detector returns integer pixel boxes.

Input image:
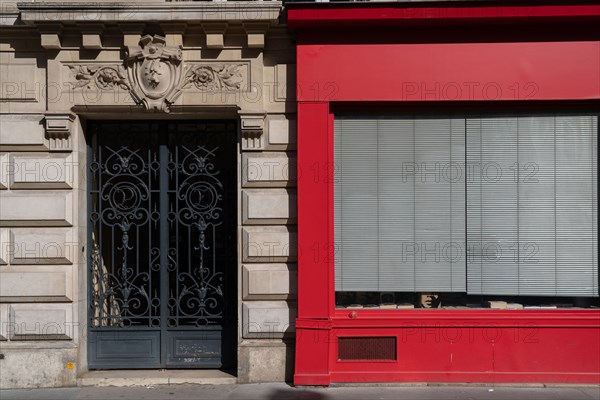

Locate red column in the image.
[294,101,333,385]
[296,101,331,320]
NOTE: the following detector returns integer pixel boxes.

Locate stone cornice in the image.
[17,2,282,25]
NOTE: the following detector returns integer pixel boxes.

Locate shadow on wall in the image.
[284,341,296,382]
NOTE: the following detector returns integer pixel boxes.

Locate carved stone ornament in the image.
[67,34,247,113]
[181,64,244,92]
[240,114,265,151]
[44,112,76,151]
[68,65,130,91]
[125,34,183,112]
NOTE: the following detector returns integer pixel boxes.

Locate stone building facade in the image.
[0,0,296,388]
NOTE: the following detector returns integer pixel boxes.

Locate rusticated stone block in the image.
[9,303,73,340]
[0,228,7,265]
[0,266,73,302]
[0,153,8,189]
[242,189,296,224]
[0,54,42,105]
[0,115,45,149]
[0,191,73,226]
[0,347,78,388]
[268,116,296,146]
[238,344,294,383]
[242,226,297,262]
[242,152,296,188]
[242,301,297,338]
[242,264,297,300]
[9,228,75,264]
[9,153,75,189]
[0,304,9,340]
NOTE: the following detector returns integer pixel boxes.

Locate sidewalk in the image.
[1,383,599,400]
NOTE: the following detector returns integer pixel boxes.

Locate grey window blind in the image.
[466,116,598,296]
[334,117,466,292]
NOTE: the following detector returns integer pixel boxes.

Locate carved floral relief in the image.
[67,34,248,112]
[68,65,130,91]
[184,64,244,92]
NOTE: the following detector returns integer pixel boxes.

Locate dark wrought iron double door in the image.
[88,121,236,369]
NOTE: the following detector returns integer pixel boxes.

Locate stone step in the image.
[78,370,237,387]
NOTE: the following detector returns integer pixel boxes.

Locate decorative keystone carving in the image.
[240,114,265,151]
[67,34,249,113]
[125,34,183,112]
[44,112,76,152]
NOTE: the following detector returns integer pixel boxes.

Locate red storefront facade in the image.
[288,2,600,386]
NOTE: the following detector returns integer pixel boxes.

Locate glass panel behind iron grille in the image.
[334,117,466,292]
[88,121,236,369]
[466,116,598,296]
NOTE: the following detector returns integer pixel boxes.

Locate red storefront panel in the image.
[291,2,600,386]
[297,42,600,103]
[323,313,600,383]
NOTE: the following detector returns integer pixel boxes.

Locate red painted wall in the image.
[291,3,600,386]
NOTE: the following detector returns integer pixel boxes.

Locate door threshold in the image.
[78,370,237,387]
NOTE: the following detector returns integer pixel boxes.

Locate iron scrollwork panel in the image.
[166,124,231,327]
[90,124,162,329]
[90,122,234,332]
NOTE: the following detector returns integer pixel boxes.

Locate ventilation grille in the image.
[338,337,396,361]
